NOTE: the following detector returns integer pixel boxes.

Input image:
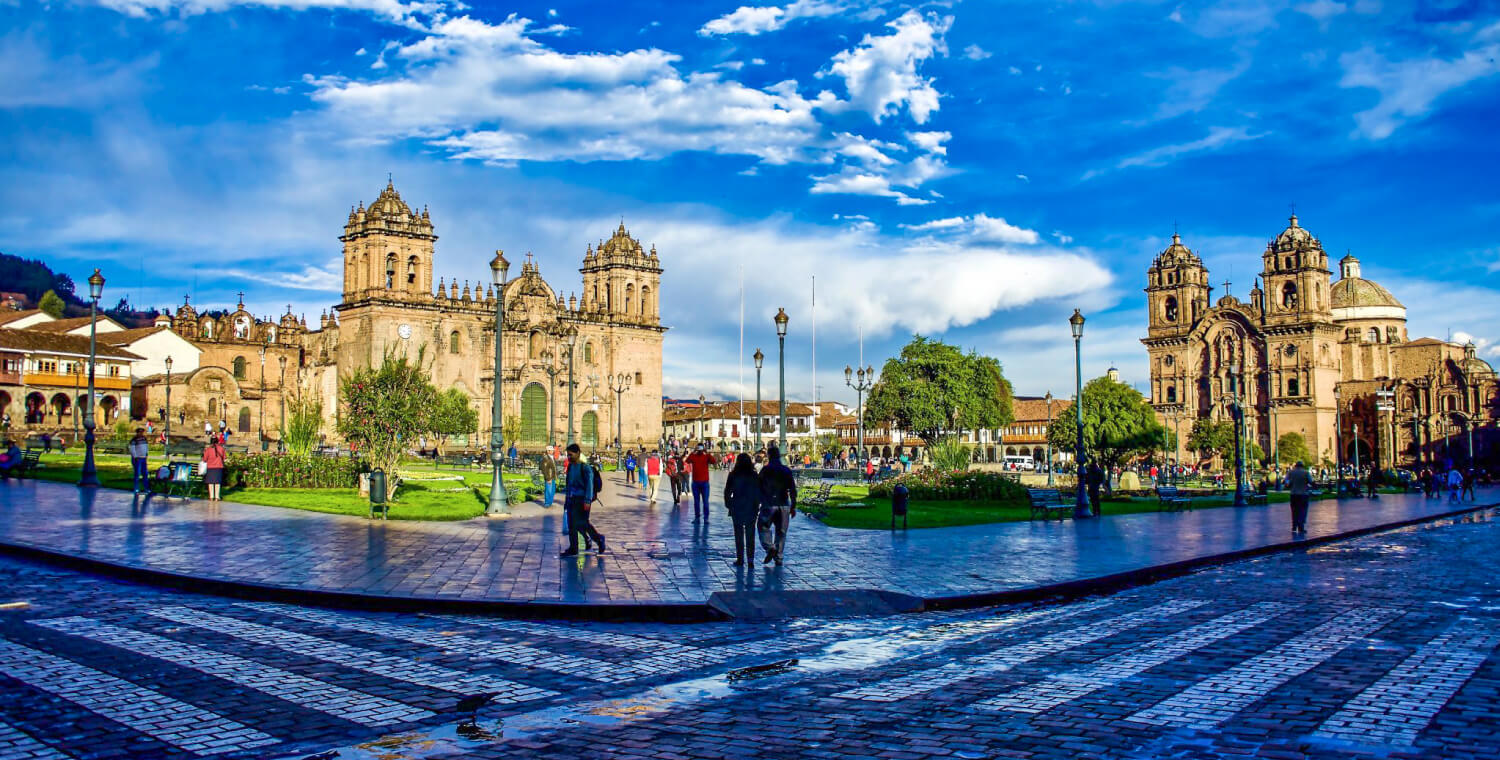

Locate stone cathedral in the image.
[1143,214,1497,469]
[149,181,667,451]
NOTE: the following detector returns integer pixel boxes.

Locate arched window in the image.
[406,255,418,287]
[1165,385,1177,403]
[450,330,461,354]
[520,383,547,445]
[1281,282,1298,309]
[529,331,543,359]
[640,286,650,316]
[1164,296,1178,322]
[232,356,247,380]
[238,406,251,432]
[208,398,217,416]
[1367,327,1380,343]
[202,321,214,339]
[581,411,599,447]
[634,371,642,385]
[1288,378,1300,396]
[592,284,599,306]
[624,283,634,315]
[385,254,396,288]
[1284,256,1293,270]
[583,342,594,364]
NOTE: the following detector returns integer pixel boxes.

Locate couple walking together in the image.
[722,445,798,566]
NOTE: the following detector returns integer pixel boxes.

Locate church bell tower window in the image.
[1281,283,1298,310]
[386,254,396,289]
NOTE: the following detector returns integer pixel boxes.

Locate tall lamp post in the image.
[775,308,789,454]
[1045,392,1055,486]
[164,355,173,461]
[1069,309,1091,518]
[486,251,510,516]
[753,349,764,451]
[79,268,105,487]
[72,362,81,444]
[845,363,874,472]
[258,344,267,450]
[564,326,578,445]
[1334,386,1344,486]
[277,355,287,452]
[1228,361,1248,507]
[608,373,632,452]
[535,348,564,446]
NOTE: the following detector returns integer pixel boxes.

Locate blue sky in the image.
[3,0,1499,404]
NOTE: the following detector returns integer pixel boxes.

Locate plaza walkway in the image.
[0,474,1491,619]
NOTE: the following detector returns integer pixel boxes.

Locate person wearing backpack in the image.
[757,444,798,566]
[560,443,606,557]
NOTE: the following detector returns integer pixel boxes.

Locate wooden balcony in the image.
[20,372,133,392]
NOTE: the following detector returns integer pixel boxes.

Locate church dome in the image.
[1153,232,1200,267]
[367,180,412,218]
[1331,253,1405,321]
[1273,214,1317,249]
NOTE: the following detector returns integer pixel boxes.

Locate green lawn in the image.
[13,452,538,521]
[804,483,1358,530]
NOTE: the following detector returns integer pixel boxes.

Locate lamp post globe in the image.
[753,348,764,450]
[846,362,874,472]
[487,250,510,515]
[774,308,788,454]
[1068,309,1091,518]
[79,268,105,487]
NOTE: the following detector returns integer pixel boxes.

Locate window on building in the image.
[583,342,594,364]
[640,286,650,316]
[1166,385,1177,403]
[1164,296,1178,322]
[624,283,633,315]
[529,331,543,359]
[385,254,396,289]
[1367,327,1380,343]
[232,356,246,380]
[1282,282,1298,309]
[634,371,642,385]
[1288,378,1300,396]
[450,330,461,354]
[406,256,418,286]
[208,398,217,416]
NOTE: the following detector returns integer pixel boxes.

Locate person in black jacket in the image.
[723,453,763,566]
[758,445,798,566]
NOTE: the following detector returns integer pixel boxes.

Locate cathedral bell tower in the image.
[1259,214,1331,325]
[1145,232,1210,338]
[339,180,437,306]
[580,221,663,324]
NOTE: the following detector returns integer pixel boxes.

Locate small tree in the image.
[430,388,478,453]
[928,436,972,472]
[1276,432,1312,466]
[337,352,438,478]
[815,432,842,459]
[282,395,323,456]
[1187,418,1235,463]
[38,289,65,318]
[501,415,522,449]
[1046,375,1163,474]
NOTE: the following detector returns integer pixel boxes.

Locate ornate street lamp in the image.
[609,373,632,452]
[846,363,874,472]
[258,343,267,450]
[164,355,173,461]
[79,268,105,487]
[486,251,510,516]
[534,347,564,446]
[754,348,764,450]
[1228,361,1248,507]
[564,326,578,445]
[1069,309,1091,518]
[698,393,707,444]
[277,354,287,452]
[775,308,789,454]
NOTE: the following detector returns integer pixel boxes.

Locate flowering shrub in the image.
[227,453,361,489]
[870,469,1027,502]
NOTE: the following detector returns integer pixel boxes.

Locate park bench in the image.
[801,481,835,507]
[3,448,43,479]
[1246,493,1268,506]
[1155,485,1192,511]
[1027,488,1074,521]
[156,461,203,498]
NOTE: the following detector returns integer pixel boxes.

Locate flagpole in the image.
[739,265,745,444]
[811,275,817,433]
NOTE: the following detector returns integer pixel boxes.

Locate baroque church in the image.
[1143,214,1497,470]
[138,181,666,450]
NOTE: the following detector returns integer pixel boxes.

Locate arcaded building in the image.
[1143,215,1497,469]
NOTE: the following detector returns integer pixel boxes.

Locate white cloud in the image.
[1339,41,1500,140]
[0,35,154,108]
[225,259,343,291]
[1052,230,1073,244]
[698,0,842,36]
[1007,65,1021,75]
[715,60,746,71]
[1294,0,1346,22]
[962,44,992,60]
[808,170,931,204]
[900,213,1041,244]
[821,10,951,124]
[308,14,840,164]
[96,0,440,23]
[1087,126,1262,179]
[1015,173,1028,182]
[1150,59,1250,119]
[906,130,950,155]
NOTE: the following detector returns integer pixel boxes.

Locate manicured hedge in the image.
[227,453,362,489]
[870,469,1028,502]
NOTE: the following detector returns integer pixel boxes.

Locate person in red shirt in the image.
[663,454,679,503]
[645,451,661,503]
[686,444,714,521]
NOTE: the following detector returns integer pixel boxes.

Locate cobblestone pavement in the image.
[2,510,1499,759]
[0,477,1491,608]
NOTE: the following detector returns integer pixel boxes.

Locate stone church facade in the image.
[1143,215,1497,470]
[136,181,666,451]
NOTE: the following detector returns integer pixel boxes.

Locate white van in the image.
[1003,455,1034,471]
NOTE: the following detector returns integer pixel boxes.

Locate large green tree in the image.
[430,388,478,452]
[1186,418,1235,462]
[1046,375,1164,472]
[864,336,1014,445]
[337,352,439,477]
[1276,431,1313,466]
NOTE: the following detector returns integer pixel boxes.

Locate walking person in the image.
[664,453,680,503]
[687,444,713,521]
[757,444,798,566]
[645,450,660,503]
[202,434,227,502]
[624,450,636,485]
[1463,468,1478,501]
[539,446,557,507]
[1447,467,1463,501]
[636,449,648,489]
[723,453,762,566]
[1286,460,1312,534]
[559,443,605,557]
[1086,461,1105,516]
[128,427,150,495]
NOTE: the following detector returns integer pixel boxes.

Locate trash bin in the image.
[891,483,909,529]
[369,468,388,519]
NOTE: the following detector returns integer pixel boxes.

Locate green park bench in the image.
[1155,485,1192,511]
[1027,488,1074,521]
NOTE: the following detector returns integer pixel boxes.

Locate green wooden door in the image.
[582,411,598,447]
[520,383,547,445]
